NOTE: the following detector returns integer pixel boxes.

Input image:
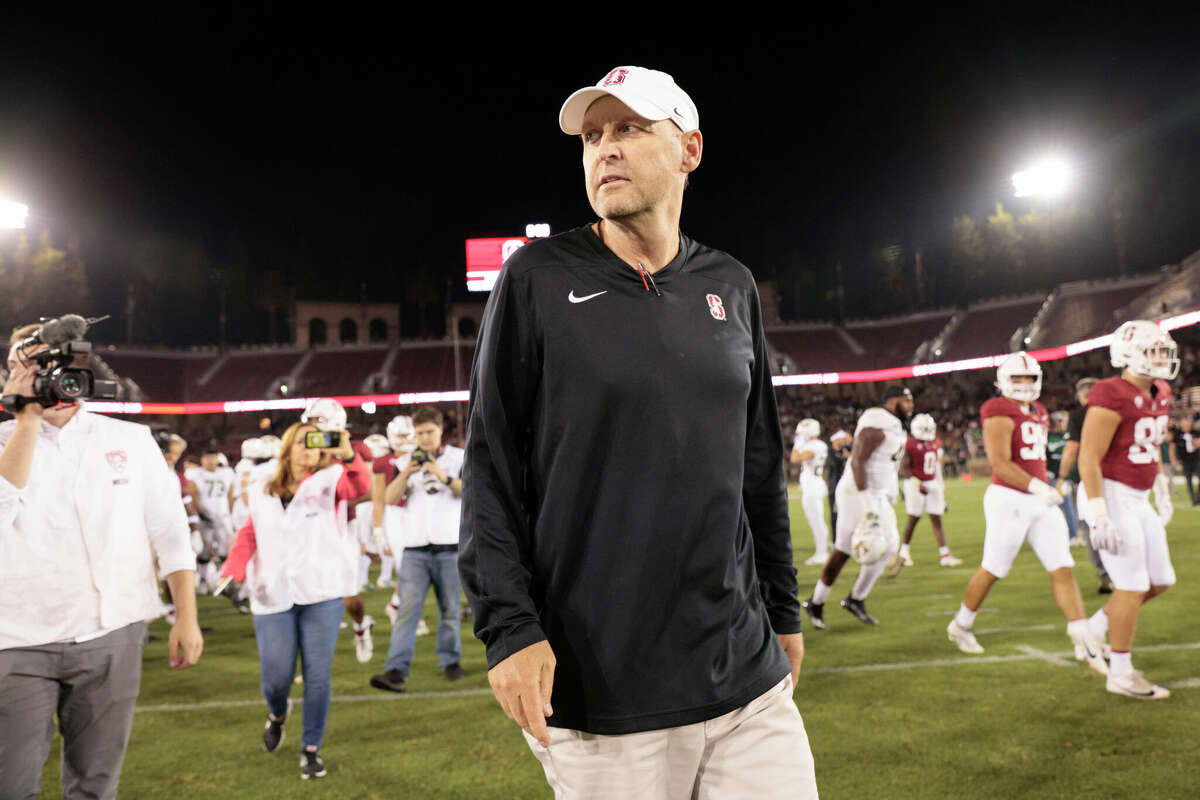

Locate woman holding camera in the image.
[220,419,369,780]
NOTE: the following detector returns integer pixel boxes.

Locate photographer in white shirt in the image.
[0,322,201,800]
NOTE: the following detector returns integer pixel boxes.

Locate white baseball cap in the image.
[559,66,699,135]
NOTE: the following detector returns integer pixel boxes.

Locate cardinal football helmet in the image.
[995,351,1042,403]
[363,433,391,460]
[910,413,937,442]
[387,415,417,453]
[1110,320,1179,380]
[301,397,347,432]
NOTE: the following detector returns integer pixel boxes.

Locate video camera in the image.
[1,314,119,412]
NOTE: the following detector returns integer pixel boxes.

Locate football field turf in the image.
[38,479,1200,798]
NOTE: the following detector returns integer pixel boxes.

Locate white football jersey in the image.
[847,407,906,492]
[794,438,829,483]
[186,466,235,522]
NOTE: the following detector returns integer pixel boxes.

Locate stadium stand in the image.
[937,295,1044,360]
[847,310,955,367]
[767,325,863,373]
[97,349,219,402]
[1026,273,1162,350]
[296,346,390,396]
[385,342,474,393]
[190,351,306,402]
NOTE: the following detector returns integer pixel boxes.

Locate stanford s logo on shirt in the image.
[707,294,726,321]
[106,450,127,473]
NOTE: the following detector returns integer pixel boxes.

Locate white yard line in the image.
[975,624,1056,635]
[1014,644,1076,668]
[137,641,1200,713]
[924,608,998,616]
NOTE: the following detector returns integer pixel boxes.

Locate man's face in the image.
[1077,386,1091,406]
[201,453,219,471]
[580,95,697,222]
[414,422,442,453]
[165,441,185,469]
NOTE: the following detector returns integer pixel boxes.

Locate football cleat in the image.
[802,554,827,567]
[800,598,829,631]
[1075,642,1112,662]
[354,615,375,663]
[840,596,877,626]
[939,554,963,567]
[947,618,984,654]
[1067,628,1110,676]
[377,576,395,589]
[1106,670,1170,700]
[416,618,430,636]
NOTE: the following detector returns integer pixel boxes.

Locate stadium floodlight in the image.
[1012,158,1072,198]
[0,197,29,229]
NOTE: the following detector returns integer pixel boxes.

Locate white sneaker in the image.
[802,554,827,566]
[1106,669,1170,700]
[416,618,430,637]
[377,576,394,589]
[354,615,375,663]
[1067,628,1109,676]
[939,554,963,567]
[1074,642,1112,662]
[385,595,400,626]
[947,618,984,654]
[1068,536,1086,548]
[899,550,914,567]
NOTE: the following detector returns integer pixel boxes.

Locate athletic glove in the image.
[1087,497,1122,553]
[1027,478,1064,507]
[373,524,386,547]
[1153,473,1172,527]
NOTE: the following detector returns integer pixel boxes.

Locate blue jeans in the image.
[1060,489,1079,541]
[253,597,344,749]
[384,549,462,674]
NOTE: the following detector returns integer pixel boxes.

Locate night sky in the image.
[1,12,1198,344]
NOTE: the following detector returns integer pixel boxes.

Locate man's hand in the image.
[1089,514,1122,553]
[777,632,804,685]
[422,458,448,482]
[488,640,556,747]
[2,351,44,420]
[168,619,203,669]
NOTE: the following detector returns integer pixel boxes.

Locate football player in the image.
[791,418,830,566]
[185,444,237,591]
[801,386,912,628]
[947,353,1107,675]
[1078,321,1178,699]
[887,413,961,577]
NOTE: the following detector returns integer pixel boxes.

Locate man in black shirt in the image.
[1170,415,1200,505]
[1058,377,1111,592]
[459,65,816,797]
[827,429,852,533]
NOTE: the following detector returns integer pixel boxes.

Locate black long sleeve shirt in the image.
[458,225,800,735]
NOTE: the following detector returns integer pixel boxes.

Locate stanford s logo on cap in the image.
[602,68,628,87]
[707,294,726,321]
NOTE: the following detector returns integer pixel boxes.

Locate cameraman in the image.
[0,323,202,799]
[370,406,464,692]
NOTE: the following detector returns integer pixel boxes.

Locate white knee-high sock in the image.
[380,555,395,581]
[358,553,371,586]
[850,553,891,601]
[1088,607,1109,638]
[811,580,833,605]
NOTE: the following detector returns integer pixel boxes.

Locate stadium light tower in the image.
[0,197,29,229]
[1012,157,1072,199]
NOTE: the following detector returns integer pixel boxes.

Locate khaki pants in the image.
[525,676,818,799]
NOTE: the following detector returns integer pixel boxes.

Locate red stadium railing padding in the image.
[85,310,1200,415]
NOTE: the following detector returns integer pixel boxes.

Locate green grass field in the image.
[36,480,1200,798]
